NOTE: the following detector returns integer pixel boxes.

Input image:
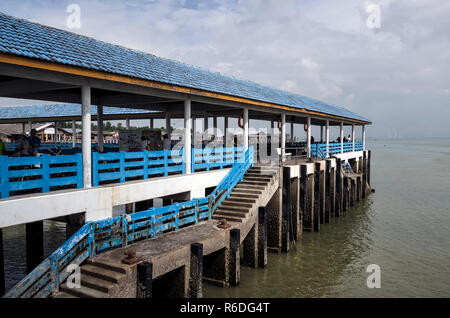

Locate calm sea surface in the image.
[3,139,450,297]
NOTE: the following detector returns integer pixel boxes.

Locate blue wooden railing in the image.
[3,146,254,298]
[192,146,244,172]
[311,142,364,158]
[0,154,83,199]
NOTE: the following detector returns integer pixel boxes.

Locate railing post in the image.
[76,153,83,188]
[191,149,196,173]
[120,151,126,183]
[41,154,50,193]
[143,150,149,180]
[122,216,128,247]
[163,149,169,177]
[0,156,9,199]
[92,152,98,186]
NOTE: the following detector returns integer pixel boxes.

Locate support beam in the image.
[82,85,92,188]
[126,118,130,130]
[257,206,268,268]
[224,116,228,147]
[204,112,208,141]
[150,118,154,130]
[325,120,330,158]
[184,98,192,174]
[26,221,44,274]
[362,125,366,150]
[307,117,311,158]
[281,166,290,252]
[281,113,286,160]
[189,243,203,298]
[97,105,104,153]
[243,108,249,151]
[335,158,343,217]
[28,121,32,134]
[213,116,218,140]
[192,116,197,147]
[71,119,76,148]
[340,122,344,154]
[320,125,323,142]
[290,120,294,142]
[352,124,355,151]
[22,122,25,134]
[313,163,321,232]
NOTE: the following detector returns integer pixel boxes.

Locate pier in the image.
[0,12,372,298]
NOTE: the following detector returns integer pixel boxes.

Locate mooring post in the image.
[258,207,268,268]
[26,221,44,274]
[325,160,331,223]
[313,163,321,232]
[229,229,240,286]
[189,243,203,298]
[0,228,4,296]
[243,224,258,268]
[300,165,309,230]
[281,166,291,252]
[350,178,356,207]
[290,174,301,241]
[343,177,349,212]
[356,175,361,202]
[137,261,153,298]
[368,150,371,187]
[335,159,342,217]
[362,151,367,198]
[266,187,282,252]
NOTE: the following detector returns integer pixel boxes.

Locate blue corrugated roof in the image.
[0,12,370,123]
[0,104,159,119]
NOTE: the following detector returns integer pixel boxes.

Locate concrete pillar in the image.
[243,225,257,268]
[290,120,294,142]
[72,119,76,147]
[26,221,44,274]
[313,163,321,232]
[0,228,4,296]
[189,243,203,298]
[243,108,249,151]
[300,165,314,232]
[97,105,104,153]
[192,116,197,148]
[326,120,330,158]
[22,122,26,134]
[150,118,154,130]
[325,160,332,223]
[362,125,366,150]
[362,151,367,198]
[137,262,153,298]
[229,229,240,286]
[343,176,349,212]
[54,121,58,142]
[352,124,355,151]
[184,98,192,174]
[281,166,290,252]
[224,116,229,147]
[320,125,323,142]
[350,178,356,206]
[340,122,344,153]
[368,150,371,186]
[307,117,311,158]
[165,113,171,140]
[266,187,282,252]
[203,112,208,143]
[335,158,342,217]
[280,113,286,160]
[290,175,301,241]
[82,85,92,188]
[357,175,362,202]
[257,206,268,268]
[213,116,218,140]
[126,118,130,130]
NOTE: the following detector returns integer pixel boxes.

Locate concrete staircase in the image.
[56,259,127,298]
[212,165,279,224]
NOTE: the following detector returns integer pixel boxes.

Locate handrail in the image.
[3,146,254,298]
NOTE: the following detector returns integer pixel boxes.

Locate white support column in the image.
[204,112,208,142]
[165,112,171,141]
[281,113,286,160]
[54,121,58,141]
[22,122,26,134]
[340,122,344,154]
[290,120,294,142]
[28,121,32,134]
[362,125,366,150]
[184,98,192,174]
[126,118,130,130]
[72,119,76,148]
[320,125,323,143]
[243,108,249,151]
[97,105,104,153]
[306,117,311,158]
[352,124,355,152]
[326,120,330,158]
[150,118,154,130]
[213,116,218,140]
[192,116,197,147]
[82,85,92,188]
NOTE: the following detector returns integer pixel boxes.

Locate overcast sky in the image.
[0,0,449,139]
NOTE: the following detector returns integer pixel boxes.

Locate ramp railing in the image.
[3,146,254,298]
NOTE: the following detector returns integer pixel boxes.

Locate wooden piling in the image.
[300,165,310,230]
[243,225,258,267]
[281,167,291,252]
[313,163,321,232]
[189,243,203,298]
[335,158,342,217]
[229,229,240,286]
[258,207,268,268]
[362,151,367,198]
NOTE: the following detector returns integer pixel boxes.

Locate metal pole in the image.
[243,108,249,150]
[82,85,92,188]
[184,98,192,174]
[97,105,104,153]
[72,119,76,148]
[307,117,311,158]
[326,120,330,158]
[281,113,286,160]
[340,122,344,154]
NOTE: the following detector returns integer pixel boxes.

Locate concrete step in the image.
[80,273,116,293]
[60,283,109,298]
[240,181,269,186]
[231,189,263,195]
[221,201,253,209]
[215,205,249,213]
[214,210,247,218]
[56,291,78,298]
[234,184,266,191]
[245,173,275,178]
[229,193,259,199]
[80,264,125,284]
[86,259,127,274]
[212,215,243,223]
[226,197,256,204]
[244,177,272,182]
[249,166,278,172]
